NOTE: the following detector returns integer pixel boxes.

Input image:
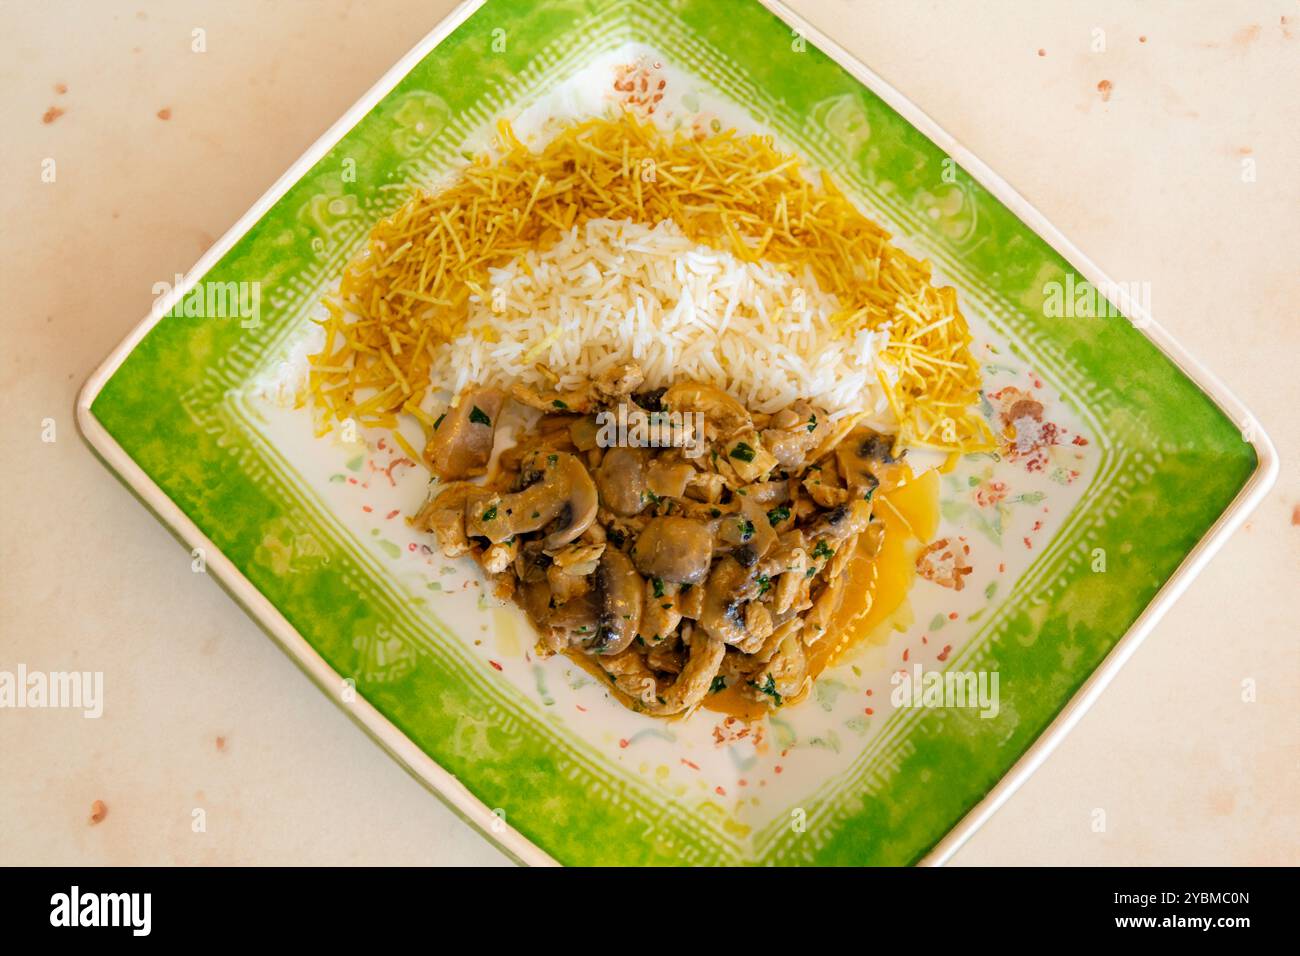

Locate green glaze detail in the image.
[90,0,1256,866]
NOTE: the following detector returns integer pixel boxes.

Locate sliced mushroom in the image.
[588,548,644,656]
[630,517,714,585]
[569,416,601,452]
[806,499,872,541]
[633,387,667,411]
[465,451,597,548]
[595,447,648,517]
[427,386,505,480]
[835,428,905,496]
[540,459,600,549]
[698,556,762,651]
[717,511,753,548]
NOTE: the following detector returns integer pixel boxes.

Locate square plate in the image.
[77,0,1276,866]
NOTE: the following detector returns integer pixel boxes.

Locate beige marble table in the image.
[1,0,1296,866]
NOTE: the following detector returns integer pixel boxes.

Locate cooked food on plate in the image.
[305,110,991,718]
[414,364,914,716]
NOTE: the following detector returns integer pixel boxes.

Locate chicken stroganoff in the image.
[415,360,911,717]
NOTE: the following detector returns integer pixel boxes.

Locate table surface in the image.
[2,0,1296,866]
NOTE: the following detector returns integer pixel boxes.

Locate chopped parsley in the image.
[481,505,498,522]
[737,518,755,542]
[468,405,492,427]
[766,505,791,526]
[729,441,756,463]
[812,539,835,560]
[710,675,727,694]
[806,414,817,433]
[752,674,783,706]
[860,435,903,464]
[552,399,568,410]
[756,573,771,595]
[652,577,665,599]
[433,413,446,431]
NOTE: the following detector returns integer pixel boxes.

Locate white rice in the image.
[430,217,894,422]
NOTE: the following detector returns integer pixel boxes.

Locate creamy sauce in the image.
[560,467,939,722]
[702,466,939,720]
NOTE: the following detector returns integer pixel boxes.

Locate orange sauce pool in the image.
[703,467,939,720]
